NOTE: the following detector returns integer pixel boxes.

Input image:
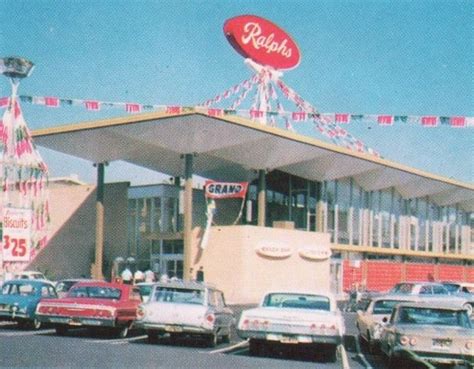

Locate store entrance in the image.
[151,239,184,279]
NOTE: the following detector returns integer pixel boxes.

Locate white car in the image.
[356,294,418,353]
[237,291,345,362]
[135,281,234,347]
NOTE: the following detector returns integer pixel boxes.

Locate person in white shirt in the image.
[121,268,133,285]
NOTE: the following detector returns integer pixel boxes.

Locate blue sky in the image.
[1,0,472,184]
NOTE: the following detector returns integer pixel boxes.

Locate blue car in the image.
[0,279,57,329]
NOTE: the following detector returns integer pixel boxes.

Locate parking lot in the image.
[3,309,470,369]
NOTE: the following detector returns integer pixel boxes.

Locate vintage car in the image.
[442,281,474,294]
[379,301,474,368]
[135,280,234,347]
[55,279,94,298]
[356,294,418,353]
[389,281,473,316]
[0,279,57,329]
[36,281,141,338]
[237,291,345,362]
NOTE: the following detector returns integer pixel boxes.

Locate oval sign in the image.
[298,246,331,261]
[224,15,301,70]
[255,242,292,259]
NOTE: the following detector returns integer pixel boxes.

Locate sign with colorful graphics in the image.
[2,207,32,262]
[224,15,301,70]
[205,181,248,199]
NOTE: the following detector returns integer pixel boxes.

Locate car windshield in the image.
[152,287,204,305]
[372,300,405,314]
[397,307,472,328]
[263,293,330,311]
[56,281,77,293]
[69,286,121,300]
[2,283,36,296]
[390,284,414,294]
[442,284,459,293]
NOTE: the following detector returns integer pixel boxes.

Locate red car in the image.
[36,281,141,338]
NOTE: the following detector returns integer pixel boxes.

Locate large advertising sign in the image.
[2,207,32,262]
[204,181,248,199]
[224,15,301,70]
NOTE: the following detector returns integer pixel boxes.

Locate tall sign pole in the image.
[0,57,50,274]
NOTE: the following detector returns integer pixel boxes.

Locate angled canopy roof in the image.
[32,109,474,211]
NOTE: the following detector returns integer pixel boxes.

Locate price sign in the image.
[2,208,32,262]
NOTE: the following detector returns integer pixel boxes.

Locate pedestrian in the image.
[121,267,133,285]
[134,270,144,284]
[144,269,155,283]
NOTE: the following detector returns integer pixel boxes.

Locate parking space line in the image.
[207,340,249,354]
[339,344,351,369]
[0,329,55,337]
[354,336,373,369]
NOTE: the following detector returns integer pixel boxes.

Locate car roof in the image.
[72,281,127,289]
[396,301,466,310]
[152,280,215,291]
[3,279,54,287]
[371,294,421,302]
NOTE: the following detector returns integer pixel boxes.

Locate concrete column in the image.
[257,169,266,227]
[183,154,193,281]
[94,162,105,280]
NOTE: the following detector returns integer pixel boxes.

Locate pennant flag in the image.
[291,111,307,121]
[44,97,59,107]
[125,103,141,113]
[0,97,9,108]
[85,100,100,111]
[207,108,223,117]
[335,113,350,124]
[421,116,438,127]
[377,115,393,125]
[250,110,264,119]
[450,116,465,127]
[166,105,182,114]
[394,115,408,123]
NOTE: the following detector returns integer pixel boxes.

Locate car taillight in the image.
[409,337,417,346]
[310,323,337,331]
[399,335,409,346]
[137,307,145,319]
[241,319,249,328]
[205,313,215,324]
[466,340,474,350]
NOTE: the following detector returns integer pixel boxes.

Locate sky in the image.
[0,0,472,185]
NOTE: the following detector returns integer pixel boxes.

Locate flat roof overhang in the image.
[32,109,474,211]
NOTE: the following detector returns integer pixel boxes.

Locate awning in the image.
[32,110,474,211]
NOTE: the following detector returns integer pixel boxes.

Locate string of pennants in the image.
[0,95,471,128]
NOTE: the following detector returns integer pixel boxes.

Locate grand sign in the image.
[204,181,248,199]
[224,15,301,70]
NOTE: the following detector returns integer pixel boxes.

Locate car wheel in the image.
[55,326,68,336]
[325,345,338,363]
[147,331,158,344]
[463,303,473,317]
[30,319,42,330]
[115,324,130,339]
[206,332,218,348]
[249,339,265,356]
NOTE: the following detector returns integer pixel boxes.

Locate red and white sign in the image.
[205,181,248,199]
[2,207,32,262]
[224,15,301,70]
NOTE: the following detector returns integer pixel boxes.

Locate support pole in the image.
[257,169,266,227]
[183,154,194,281]
[94,162,105,280]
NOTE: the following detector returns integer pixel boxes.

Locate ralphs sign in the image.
[224,15,301,70]
[205,181,248,199]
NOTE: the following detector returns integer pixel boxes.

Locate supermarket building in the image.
[29,110,473,303]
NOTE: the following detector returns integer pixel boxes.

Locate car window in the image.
[41,286,50,297]
[19,284,35,296]
[372,300,404,314]
[69,286,121,300]
[153,287,204,305]
[419,285,432,295]
[432,285,448,294]
[48,286,57,297]
[263,293,330,310]
[391,283,413,294]
[397,307,472,328]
